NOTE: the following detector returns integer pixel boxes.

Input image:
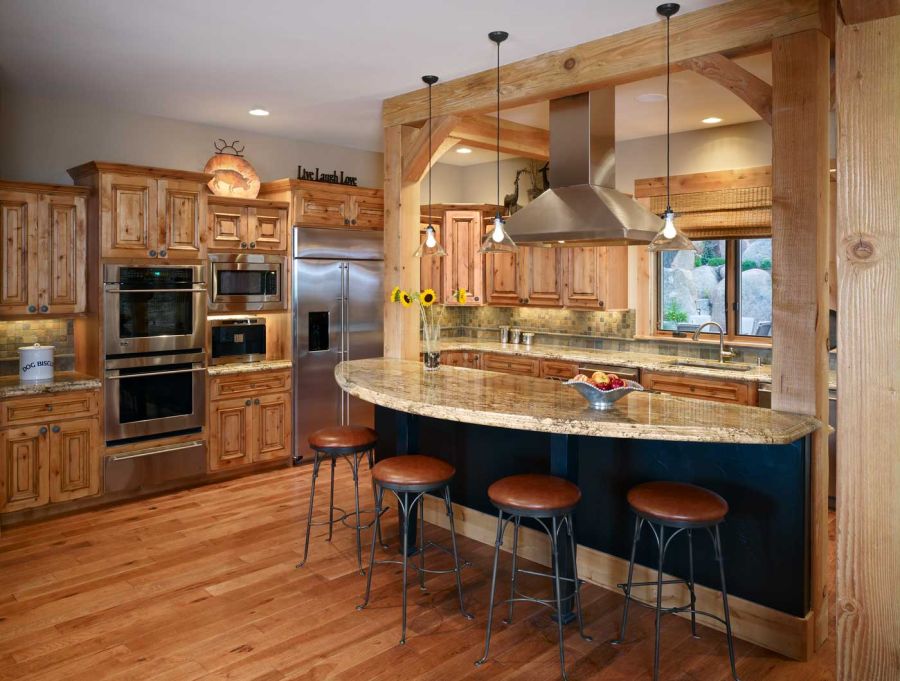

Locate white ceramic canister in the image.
[19,343,55,382]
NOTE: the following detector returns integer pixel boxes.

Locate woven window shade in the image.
[649,186,772,239]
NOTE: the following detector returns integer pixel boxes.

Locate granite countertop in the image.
[0,372,101,399]
[336,358,821,445]
[207,359,293,376]
[440,340,838,390]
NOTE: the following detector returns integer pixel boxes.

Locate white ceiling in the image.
[0,0,730,154]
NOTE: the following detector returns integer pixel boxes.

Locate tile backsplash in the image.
[0,320,75,376]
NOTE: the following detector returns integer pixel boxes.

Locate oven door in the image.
[209,255,285,311]
[105,352,206,443]
[104,265,206,356]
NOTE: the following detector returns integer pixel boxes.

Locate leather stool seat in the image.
[372,455,455,491]
[488,474,581,515]
[308,425,377,452]
[627,481,728,526]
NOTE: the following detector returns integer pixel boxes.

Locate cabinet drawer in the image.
[210,369,291,401]
[641,370,757,406]
[1,390,99,428]
[540,359,578,381]
[482,353,540,377]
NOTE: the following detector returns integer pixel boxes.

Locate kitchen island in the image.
[336,358,820,659]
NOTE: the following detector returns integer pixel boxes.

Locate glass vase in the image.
[422,321,441,371]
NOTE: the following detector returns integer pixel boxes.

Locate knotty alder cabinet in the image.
[641,370,758,406]
[208,197,289,253]
[67,162,211,261]
[0,181,88,316]
[208,370,292,471]
[258,179,384,231]
[0,390,101,513]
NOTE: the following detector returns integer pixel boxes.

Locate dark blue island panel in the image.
[375,405,810,617]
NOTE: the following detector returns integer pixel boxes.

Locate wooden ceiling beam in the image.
[680,53,773,125]
[839,0,900,24]
[382,0,824,127]
[449,115,549,160]
[401,114,459,183]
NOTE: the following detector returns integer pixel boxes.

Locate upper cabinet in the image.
[442,210,485,305]
[518,247,564,307]
[563,245,628,310]
[0,181,87,317]
[68,162,212,261]
[208,197,289,254]
[258,179,384,231]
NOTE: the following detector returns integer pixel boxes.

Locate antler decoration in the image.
[213,139,245,157]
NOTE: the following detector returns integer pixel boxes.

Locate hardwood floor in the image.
[0,465,835,680]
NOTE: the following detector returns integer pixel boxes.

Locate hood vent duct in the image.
[504,89,662,246]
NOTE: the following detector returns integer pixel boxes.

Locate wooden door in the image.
[248,206,288,252]
[208,397,252,470]
[294,189,351,227]
[48,417,100,503]
[563,246,628,310]
[485,249,520,306]
[100,173,158,258]
[349,194,384,230]
[253,392,291,462]
[442,211,484,305]
[208,203,248,250]
[0,424,49,512]
[0,191,37,315]
[37,194,86,314]
[520,247,563,307]
[419,223,443,301]
[600,246,629,309]
[158,179,206,259]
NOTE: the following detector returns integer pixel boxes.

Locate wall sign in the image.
[297,164,358,187]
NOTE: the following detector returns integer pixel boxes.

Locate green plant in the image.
[664,300,689,324]
[707,257,726,267]
[759,259,772,271]
[694,255,702,267]
[742,259,758,271]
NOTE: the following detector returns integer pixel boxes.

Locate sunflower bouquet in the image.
[389,286,467,369]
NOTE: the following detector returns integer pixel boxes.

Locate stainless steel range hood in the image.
[504,89,662,246]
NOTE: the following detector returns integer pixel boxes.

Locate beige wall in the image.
[0,90,384,187]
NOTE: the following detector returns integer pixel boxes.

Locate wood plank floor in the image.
[0,465,836,680]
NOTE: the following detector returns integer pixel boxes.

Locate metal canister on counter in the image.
[509,327,522,344]
[522,332,535,347]
[499,325,510,343]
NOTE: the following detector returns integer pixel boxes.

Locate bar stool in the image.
[296,425,383,574]
[357,454,472,645]
[476,474,591,681]
[612,481,740,681]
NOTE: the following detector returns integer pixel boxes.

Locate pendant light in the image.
[647,3,698,253]
[414,74,447,258]
[479,31,518,254]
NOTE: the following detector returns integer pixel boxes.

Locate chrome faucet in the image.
[692,321,735,363]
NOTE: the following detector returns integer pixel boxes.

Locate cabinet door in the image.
[482,353,541,377]
[520,247,563,307]
[442,211,484,305]
[209,398,252,470]
[485,249,520,306]
[419,223,443,301]
[599,246,629,310]
[49,417,99,503]
[0,191,37,314]
[37,194,86,314]
[1,424,49,512]
[248,206,288,252]
[208,203,248,250]
[563,246,628,310]
[100,173,158,258]
[295,190,350,227]
[158,179,206,260]
[349,194,384,230]
[253,393,291,462]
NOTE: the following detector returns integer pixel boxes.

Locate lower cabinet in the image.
[641,370,757,406]
[482,353,541,377]
[208,371,292,471]
[442,350,482,369]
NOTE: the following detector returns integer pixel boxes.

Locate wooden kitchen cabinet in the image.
[208,197,289,253]
[485,248,520,305]
[259,179,383,231]
[209,396,254,469]
[540,359,579,381]
[48,417,100,503]
[158,178,207,260]
[563,245,628,310]
[442,350,482,369]
[0,182,88,316]
[519,247,564,307]
[482,353,541,377]
[641,370,757,406]
[442,210,484,305]
[419,223,443,301]
[349,193,385,230]
[0,424,49,512]
[254,392,291,462]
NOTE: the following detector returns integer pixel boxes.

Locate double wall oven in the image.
[103,264,207,447]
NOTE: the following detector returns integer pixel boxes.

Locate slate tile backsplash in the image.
[0,320,75,376]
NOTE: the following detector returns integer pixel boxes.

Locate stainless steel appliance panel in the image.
[104,440,207,493]
[293,226,384,261]
[208,254,285,311]
[346,259,384,428]
[210,317,267,365]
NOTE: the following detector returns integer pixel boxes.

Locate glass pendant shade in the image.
[414,224,447,257]
[479,214,517,254]
[647,209,698,252]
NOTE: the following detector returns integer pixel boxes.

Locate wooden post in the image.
[771,28,831,653]
[836,13,900,681]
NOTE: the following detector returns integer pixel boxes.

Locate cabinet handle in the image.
[40,305,49,313]
[254,398,260,405]
[46,405,53,411]
[148,249,157,257]
[39,426,48,435]
[52,425,61,433]
[245,399,252,406]
[249,242,256,248]
[344,218,350,225]
[240,242,248,249]
[159,249,167,258]
[28,305,37,313]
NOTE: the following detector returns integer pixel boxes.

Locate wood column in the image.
[836,13,900,681]
[771,29,831,654]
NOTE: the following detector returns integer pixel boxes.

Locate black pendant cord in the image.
[496,37,500,212]
[665,12,671,215]
[422,75,439,230]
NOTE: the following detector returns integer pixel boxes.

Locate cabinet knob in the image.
[245,399,252,406]
[344,218,350,225]
[159,249,167,258]
[240,242,248,249]
[148,249,157,257]
[40,305,49,313]
[52,425,61,433]
[254,398,260,405]
[350,219,357,226]
[28,305,37,313]
[473,296,479,301]
[46,405,53,411]
[249,242,256,249]
[39,426,48,435]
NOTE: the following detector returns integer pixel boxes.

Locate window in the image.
[657,238,772,340]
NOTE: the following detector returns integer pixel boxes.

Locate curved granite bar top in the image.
[336,358,820,445]
[0,371,101,399]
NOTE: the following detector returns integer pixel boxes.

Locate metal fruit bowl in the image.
[564,379,644,410]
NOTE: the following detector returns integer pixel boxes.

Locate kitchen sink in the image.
[668,359,755,372]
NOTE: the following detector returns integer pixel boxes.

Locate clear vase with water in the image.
[422,321,441,371]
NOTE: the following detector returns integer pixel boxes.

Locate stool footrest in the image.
[616,584,729,628]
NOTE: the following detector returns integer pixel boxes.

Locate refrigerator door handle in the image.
[342,262,350,425]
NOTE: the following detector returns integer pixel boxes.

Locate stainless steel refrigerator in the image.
[292,227,384,461]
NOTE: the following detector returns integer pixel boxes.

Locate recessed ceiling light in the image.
[455,147,473,154]
[702,116,723,124]
[248,108,270,117]
[636,93,666,103]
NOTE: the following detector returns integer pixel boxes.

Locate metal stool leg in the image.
[400,491,410,645]
[714,525,741,681]
[653,523,666,681]
[296,452,322,568]
[550,516,569,681]
[444,486,473,620]
[418,490,427,590]
[503,515,521,625]
[687,529,699,638]
[567,513,592,641]
[475,510,505,667]
[327,456,336,542]
[350,452,364,574]
[612,514,642,644]
[368,449,387,549]
[357,485,384,611]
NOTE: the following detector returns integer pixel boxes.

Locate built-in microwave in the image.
[208,254,285,311]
